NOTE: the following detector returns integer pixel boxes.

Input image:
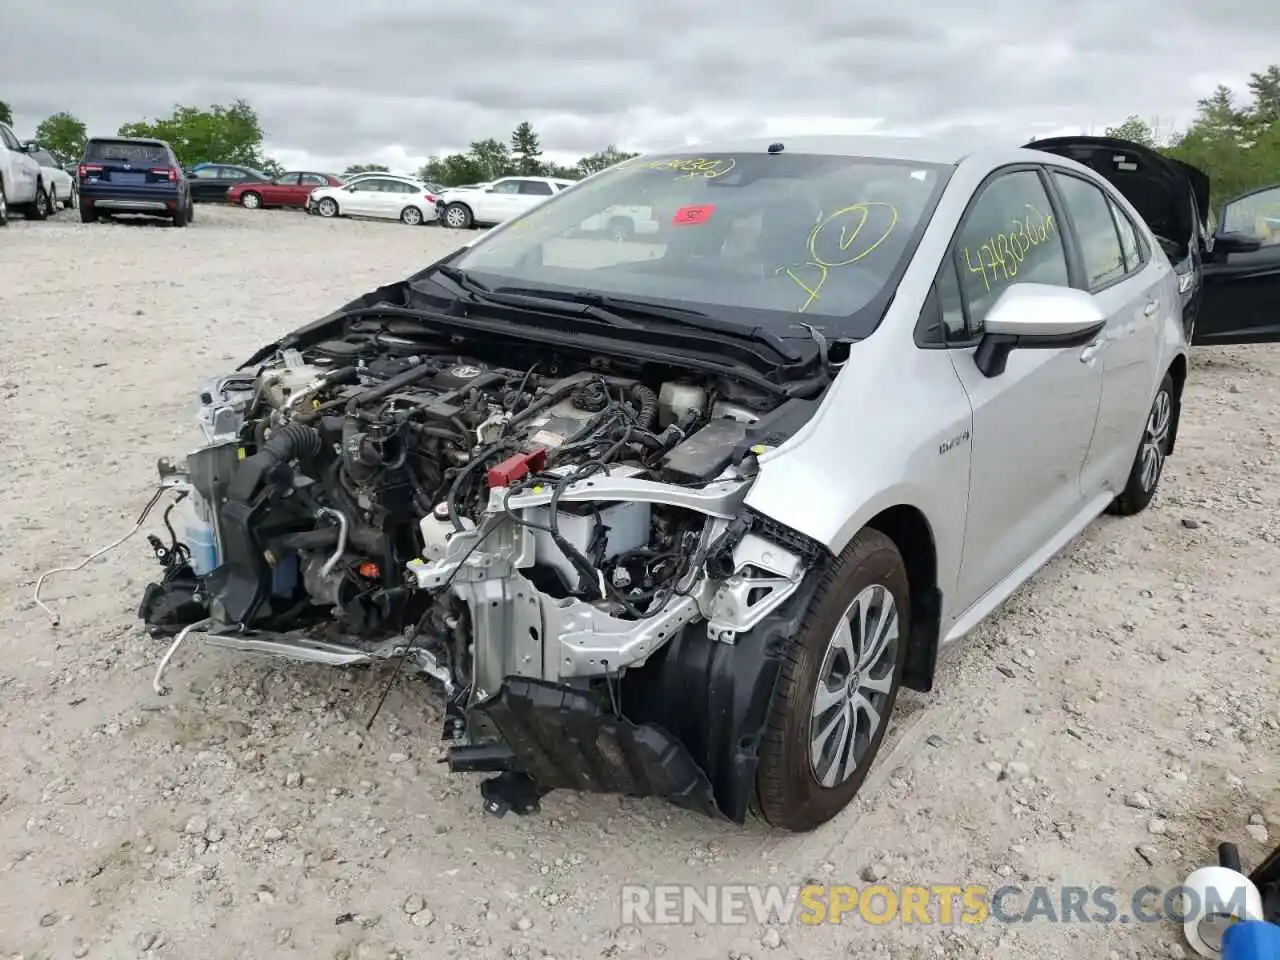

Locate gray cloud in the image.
[2,0,1278,171]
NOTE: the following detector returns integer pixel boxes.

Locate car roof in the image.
[649,134,984,166]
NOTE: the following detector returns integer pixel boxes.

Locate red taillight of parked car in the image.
[78,163,103,178]
[152,167,178,181]
[425,193,437,203]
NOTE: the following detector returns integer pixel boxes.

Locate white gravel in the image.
[1,204,1277,960]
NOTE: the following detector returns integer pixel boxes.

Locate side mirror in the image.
[1212,231,1262,256]
[974,283,1107,379]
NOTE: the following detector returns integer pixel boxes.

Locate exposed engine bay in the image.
[137,311,831,820]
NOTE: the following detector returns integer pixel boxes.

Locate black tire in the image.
[1107,372,1174,516]
[66,181,78,209]
[80,202,98,224]
[755,528,910,832]
[443,202,473,229]
[46,186,58,216]
[24,182,49,221]
[187,198,195,223]
[316,197,339,218]
[400,205,425,225]
[240,191,262,209]
[173,199,188,227]
[0,179,9,226]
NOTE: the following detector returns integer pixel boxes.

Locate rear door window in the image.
[31,150,56,167]
[84,140,169,166]
[519,180,554,196]
[1051,172,1128,289]
[1108,198,1145,273]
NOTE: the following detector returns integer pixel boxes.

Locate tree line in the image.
[0,98,637,185]
[4,65,1279,202]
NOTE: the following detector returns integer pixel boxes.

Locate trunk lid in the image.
[81,139,175,186]
[1024,136,1209,256]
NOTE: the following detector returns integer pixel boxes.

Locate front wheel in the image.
[316,197,339,218]
[755,528,910,832]
[66,181,77,209]
[443,202,473,229]
[0,180,8,226]
[1106,372,1174,516]
[240,191,262,209]
[46,186,58,216]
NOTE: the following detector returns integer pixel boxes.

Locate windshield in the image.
[444,152,951,333]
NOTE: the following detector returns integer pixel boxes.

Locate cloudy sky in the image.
[3,1,1278,173]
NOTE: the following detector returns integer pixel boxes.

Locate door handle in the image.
[1080,340,1104,363]
[1143,300,1159,316]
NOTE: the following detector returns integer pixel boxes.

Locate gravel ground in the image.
[0,204,1277,960]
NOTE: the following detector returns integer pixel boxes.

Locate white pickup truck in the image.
[0,121,48,225]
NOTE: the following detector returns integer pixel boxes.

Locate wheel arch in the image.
[1165,352,1188,457]
[864,504,941,693]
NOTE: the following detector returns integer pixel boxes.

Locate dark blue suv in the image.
[78,136,193,226]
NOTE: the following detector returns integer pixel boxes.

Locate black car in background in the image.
[186,163,270,203]
[78,136,193,226]
[1027,135,1280,346]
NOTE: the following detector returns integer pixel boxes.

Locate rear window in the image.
[84,140,169,166]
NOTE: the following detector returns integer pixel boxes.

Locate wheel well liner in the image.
[866,505,940,693]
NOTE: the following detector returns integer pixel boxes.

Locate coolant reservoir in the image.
[657,381,708,428]
[178,493,218,575]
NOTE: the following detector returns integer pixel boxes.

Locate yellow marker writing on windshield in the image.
[778,202,899,312]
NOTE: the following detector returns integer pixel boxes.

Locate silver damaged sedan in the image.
[132,135,1262,832]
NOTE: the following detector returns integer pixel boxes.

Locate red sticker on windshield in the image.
[672,204,715,225]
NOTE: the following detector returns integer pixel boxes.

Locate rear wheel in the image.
[1107,372,1174,516]
[400,205,424,225]
[173,199,188,227]
[0,179,8,226]
[24,182,49,220]
[66,181,77,209]
[240,191,262,209]
[755,528,910,832]
[79,202,97,223]
[46,186,58,216]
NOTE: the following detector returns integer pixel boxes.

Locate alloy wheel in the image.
[317,198,337,218]
[1139,388,1172,492]
[808,584,900,788]
[402,206,423,225]
[445,205,468,228]
[242,192,261,209]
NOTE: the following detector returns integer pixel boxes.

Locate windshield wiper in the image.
[492,289,803,363]
[431,265,641,328]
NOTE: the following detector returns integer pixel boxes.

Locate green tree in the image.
[0,101,12,126]
[118,99,267,169]
[419,153,485,186]
[576,144,639,176]
[343,163,389,175]
[1103,115,1156,147]
[510,121,543,175]
[33,112,87,161]
[468,138,513,180]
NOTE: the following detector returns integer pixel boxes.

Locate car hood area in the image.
[1026,136,1210,254]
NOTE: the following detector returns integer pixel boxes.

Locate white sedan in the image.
[309,175,440,225]
[26,145,75,211]
[436,176,575,228]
